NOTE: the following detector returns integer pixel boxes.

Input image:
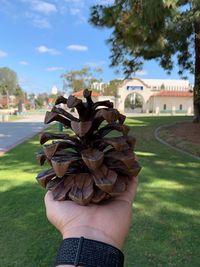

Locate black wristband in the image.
[55,237,124,267]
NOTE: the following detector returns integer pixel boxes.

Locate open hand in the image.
[45,176,138,249]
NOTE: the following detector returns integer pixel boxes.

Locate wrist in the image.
[55,237,124,267]
[61,226,123,249]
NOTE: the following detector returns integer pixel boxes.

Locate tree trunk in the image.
[193,22,200,123]
[6,90,9,109]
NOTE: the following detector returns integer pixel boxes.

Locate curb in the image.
[0,125,48,156]
[154,124,200,161]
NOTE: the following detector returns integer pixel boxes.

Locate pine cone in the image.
[36,89,141,205]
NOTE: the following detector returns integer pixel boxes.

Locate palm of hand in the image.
[45,177,138,249]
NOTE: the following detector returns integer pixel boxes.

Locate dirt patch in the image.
[169,122,200,144]
[158,122,200,158]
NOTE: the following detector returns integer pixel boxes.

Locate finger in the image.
[127,176,138,202]
[44,190,54,207]
[115,176,138,204]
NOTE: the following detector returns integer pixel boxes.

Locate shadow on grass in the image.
[0,137,43,171]
[124,167,200,267]
[0,183,60,267]
[126,116,192,127]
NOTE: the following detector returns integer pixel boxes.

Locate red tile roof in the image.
[153,90,193,97]
[48,97,56,103]
[72,90,101,97]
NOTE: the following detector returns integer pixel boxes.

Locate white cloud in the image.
[19,61,29,65]
[25,12,51,29]
[31,0,57,15]
[135,70,148,76]
[33,16,51,28]
[63,0,86,23]
[66,44,88,51]
[36,45,60,55]
[45,66,64,71]
[85,61,105,68]
[69,8,80,15]
[0,49,8,57]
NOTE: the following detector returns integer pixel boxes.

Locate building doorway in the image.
[124,93,144,113]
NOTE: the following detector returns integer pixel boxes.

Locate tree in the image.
[14,85,24,97]
[35,97,44,109]
[61,67,102,92]
[35,93,49,109]
[0,67,18,95]
[90,0,200,122]
[103,79,122,96]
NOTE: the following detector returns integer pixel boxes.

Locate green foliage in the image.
[14,85,24,97]
[61,67,103,92]
[0,67,18,94]
[90,0,196,76]
[125,93,143,109]
[103,79,122,96]
[28,93,50,109]
[35,98,44,109]
[160,83,165,90]
[35,93,49,109]
[49,94,58,99]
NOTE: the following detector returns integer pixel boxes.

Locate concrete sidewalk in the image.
[0,114,47,155]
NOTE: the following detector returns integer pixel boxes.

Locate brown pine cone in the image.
[36,89,141,205]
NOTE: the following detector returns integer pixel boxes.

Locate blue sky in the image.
[0,0,194,94]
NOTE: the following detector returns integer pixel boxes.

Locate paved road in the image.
[0,115,47,154]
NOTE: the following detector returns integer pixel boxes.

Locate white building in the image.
[115,78,193,114]
[91,82,108,92]
[141,79,190,91]
[51,85,58,95]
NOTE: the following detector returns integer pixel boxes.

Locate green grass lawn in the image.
[0,116,199,267]
[0,114,25,121]
[8,115,25,121]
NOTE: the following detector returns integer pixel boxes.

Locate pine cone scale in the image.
[71,121,92,137]
[69,174,94,205]
[92,165,118,193]
[81,148,104,170]
[36,168,56,188]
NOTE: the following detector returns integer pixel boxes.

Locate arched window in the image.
[179,104,183,110]
[163,104,167,110]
